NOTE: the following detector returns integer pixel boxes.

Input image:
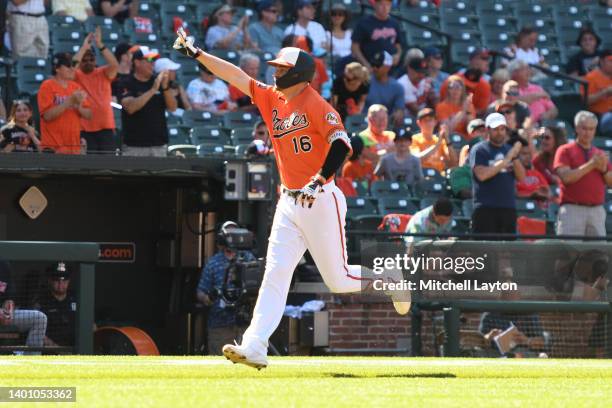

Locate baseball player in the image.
[173,29,410,369]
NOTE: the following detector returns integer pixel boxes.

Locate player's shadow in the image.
[325,373,456,378]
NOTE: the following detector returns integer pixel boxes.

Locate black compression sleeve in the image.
[319,139,351,180]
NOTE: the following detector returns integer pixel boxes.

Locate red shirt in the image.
[553,142,612,205]
[516,168,548,197]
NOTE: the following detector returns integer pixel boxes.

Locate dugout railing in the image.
[0,241,99,354]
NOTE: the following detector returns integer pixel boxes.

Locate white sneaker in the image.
[384,265,412,316]
[222,342,268,370]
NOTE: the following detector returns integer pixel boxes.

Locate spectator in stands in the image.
[480,308,546,357]
[342,135,376,187]
[7,0,49,58]
[39,52,92,154]
[364,51,405,129]
[488,80,532,130]
[398,57,434,119]
[440,49,492,116]
[410,108,458,174]
[73,28,119,154]
[566,27,603,77]
[187,64,235,114]
[248,0,284,55]
[448,119,486,199]
[532,126,567,185]
[332,62,369,120]
[0,100,41,153]
[470,113,525,235]
[154,58,191,114]
[52,0,94,22]
[290,35,329,95]
[424,46,449,97]
[120,47,177,157]
[508,59,558,124]
[436,75,475,140]
[283,0,327,54]
[351,0,404,71]
[228,53,260,113]
[358,104,395,164]
[505,26,546,67]
[98,0,139,25]
[516,145,550,201]
[0,260,47,354]
[246,121,271,157]
[205,5,253,51]
[197,221,256,355]
[375,132,423,184]
[583,49,612,134]
[489,69,510,104]
[405,197,454,244]
[32,262,76,347]
[111,42,133,101]
[324,3,352,58]
[554,111,612,237]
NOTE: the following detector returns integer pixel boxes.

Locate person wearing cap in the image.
[364,50,405,129]
[566,27,603,77]
[424,46,449,97]
[72,26,119,154]
[487,80,532,130]
[410,108,457,174]
[154,57,191,113]
[508,59,558,124]
[32,262,77,347]
[52,0,94,22]
[324,3,352,58]
[351,0,405,71]
[469,113,525,235]
[111,43,134,101]
[38,52,92,154]
[342,135,376,187]
[7,0,49,59]
[374,131,423,184]
[436,75,476,140]
[205,4,253,51]
[283,0,327,54]
[98,0,140,25]
[449,119,486,199]
[397,56,434,118]
[119,47,177,156]
[582,49,612,134]
[553,111,612,237]
[186,64,235,113]
[248,0,284,55]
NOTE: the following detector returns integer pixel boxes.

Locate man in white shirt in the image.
[52,0,95,22]
[397,57,433,118]
[7,0,49,58]
[283,0,327,54]
[186,64,236,114]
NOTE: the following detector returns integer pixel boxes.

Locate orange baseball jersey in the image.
[249,79,351,189]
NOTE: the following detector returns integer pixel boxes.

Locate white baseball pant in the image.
[241,180,364,356]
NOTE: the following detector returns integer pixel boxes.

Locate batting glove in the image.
[295,175,325,208]
[173,27,201,59]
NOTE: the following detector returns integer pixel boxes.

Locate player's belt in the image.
[281,187,301,199]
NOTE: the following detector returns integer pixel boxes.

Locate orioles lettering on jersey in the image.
[271,109,310,138]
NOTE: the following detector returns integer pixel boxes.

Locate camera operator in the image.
[196,221,256,355]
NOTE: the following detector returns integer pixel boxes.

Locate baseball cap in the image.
[467,118,485,135]
[52,52,74,68]
[132,46,160,62]
[214,4,234,17]
[257,0,276,12]
[423,46,442,59]
[267,46,310,68]
[469,48,490,60]
[408,57,428,73]
[47,262,71,280]
[394,132,412,142]
[485,112,507,129]
[154,58,181,73]
[417,107,436,120]
[371,50,393,68]
[297,0,314,8]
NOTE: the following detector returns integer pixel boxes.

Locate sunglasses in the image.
[448,83,463,89]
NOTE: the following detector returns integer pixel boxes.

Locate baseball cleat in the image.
[385,265,412,316]
[222,343,268,370]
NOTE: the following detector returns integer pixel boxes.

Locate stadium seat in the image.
[516,199,547,219]
[377,197,418,216]
[230,127,255,146]
[167,125,192,145]
[84,16,122,32]
[234,144,250,157]
[47,15,83,30]
[348,214,383,232]
[475,1,513,17]
[177,60,200,87]
[182,110,220,127]
[405,26,446,49]
[370,180,411,199]
[344,114,367,133]
[440,0,476,14]
[513,2,552,20]
[223,111,260,130]
[335,177,358,198]
[517,216,546,237]
[346,197,378,218]
[191,126,229,145]
[167,144,197,157]
[196,143,227,156]
[415,177,446,197]
[209,49,240,66]
[129,32,163,50]
[51,28,85,54]
[450,218,470,234]
[16,58,49,95]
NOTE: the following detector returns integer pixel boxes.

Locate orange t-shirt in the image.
[409,132,449,173]
[75,66,115,132]
[435,100,475,139]
[249,79,350,189]
[342,159,375,181]
[38,78,91,154]
[583,69,612,115]
[440,73,491,113]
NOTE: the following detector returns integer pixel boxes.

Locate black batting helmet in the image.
[267,47,315,89]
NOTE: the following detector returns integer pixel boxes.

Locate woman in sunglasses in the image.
[435,75,475,140]
[0,100,41,153]
[532,126,568,185]
[324,3,352,58]
[331,62,370,119]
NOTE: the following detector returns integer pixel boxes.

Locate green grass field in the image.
[0,357,610,407]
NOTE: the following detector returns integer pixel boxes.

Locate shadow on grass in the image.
[326,373,456,379]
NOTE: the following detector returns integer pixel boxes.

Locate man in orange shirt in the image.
[583,49,612,134]
[358,104,395,164]
[174,28,410,369]
[73,27,119,153]
[410,108,457,174]
[38,52,92,154]
[341,135,376,185]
